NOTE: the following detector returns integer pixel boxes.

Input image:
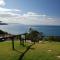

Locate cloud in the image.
[0,7,20,12]
[0,0,60,25]
[0,7,21,18]
[0,0,5,6]
[23,12,46,17]
[16,12,60,25]
[0,8,60,25]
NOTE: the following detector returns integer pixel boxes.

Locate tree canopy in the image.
[0,30,8,34]
[28,28,44,44]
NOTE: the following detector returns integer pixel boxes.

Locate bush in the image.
[46,36,60,42]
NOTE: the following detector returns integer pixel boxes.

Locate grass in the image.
[0,41,30,60]
[0,41,60,60]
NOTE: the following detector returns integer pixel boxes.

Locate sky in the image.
[0,0,60,25]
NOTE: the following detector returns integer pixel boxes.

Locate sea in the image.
[0,23,60,36]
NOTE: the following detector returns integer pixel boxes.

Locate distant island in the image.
[0,21,8,25]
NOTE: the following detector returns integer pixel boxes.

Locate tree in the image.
[29,28,43,44]
[46,36,60,42]
[0,30,8,34]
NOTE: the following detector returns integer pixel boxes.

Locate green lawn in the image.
[0,41,60,60]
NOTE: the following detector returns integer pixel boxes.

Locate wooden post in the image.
[25,34,26,42]
[11,36,15,50]
[19,35,21,45]
[20,35,25,46]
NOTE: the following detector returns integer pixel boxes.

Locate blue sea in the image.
[0,24,60,36]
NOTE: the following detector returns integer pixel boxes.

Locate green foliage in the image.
[45,36,60,42]
[0,30,7,34]
[24,33,30,40]
[28,28,44,43]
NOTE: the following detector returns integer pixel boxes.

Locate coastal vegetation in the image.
[0,29,60,60]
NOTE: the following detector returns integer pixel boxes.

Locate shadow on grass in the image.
[14,49,22,53]
[18,44,34,60]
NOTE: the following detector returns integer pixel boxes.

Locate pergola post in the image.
[11,36,15,50]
